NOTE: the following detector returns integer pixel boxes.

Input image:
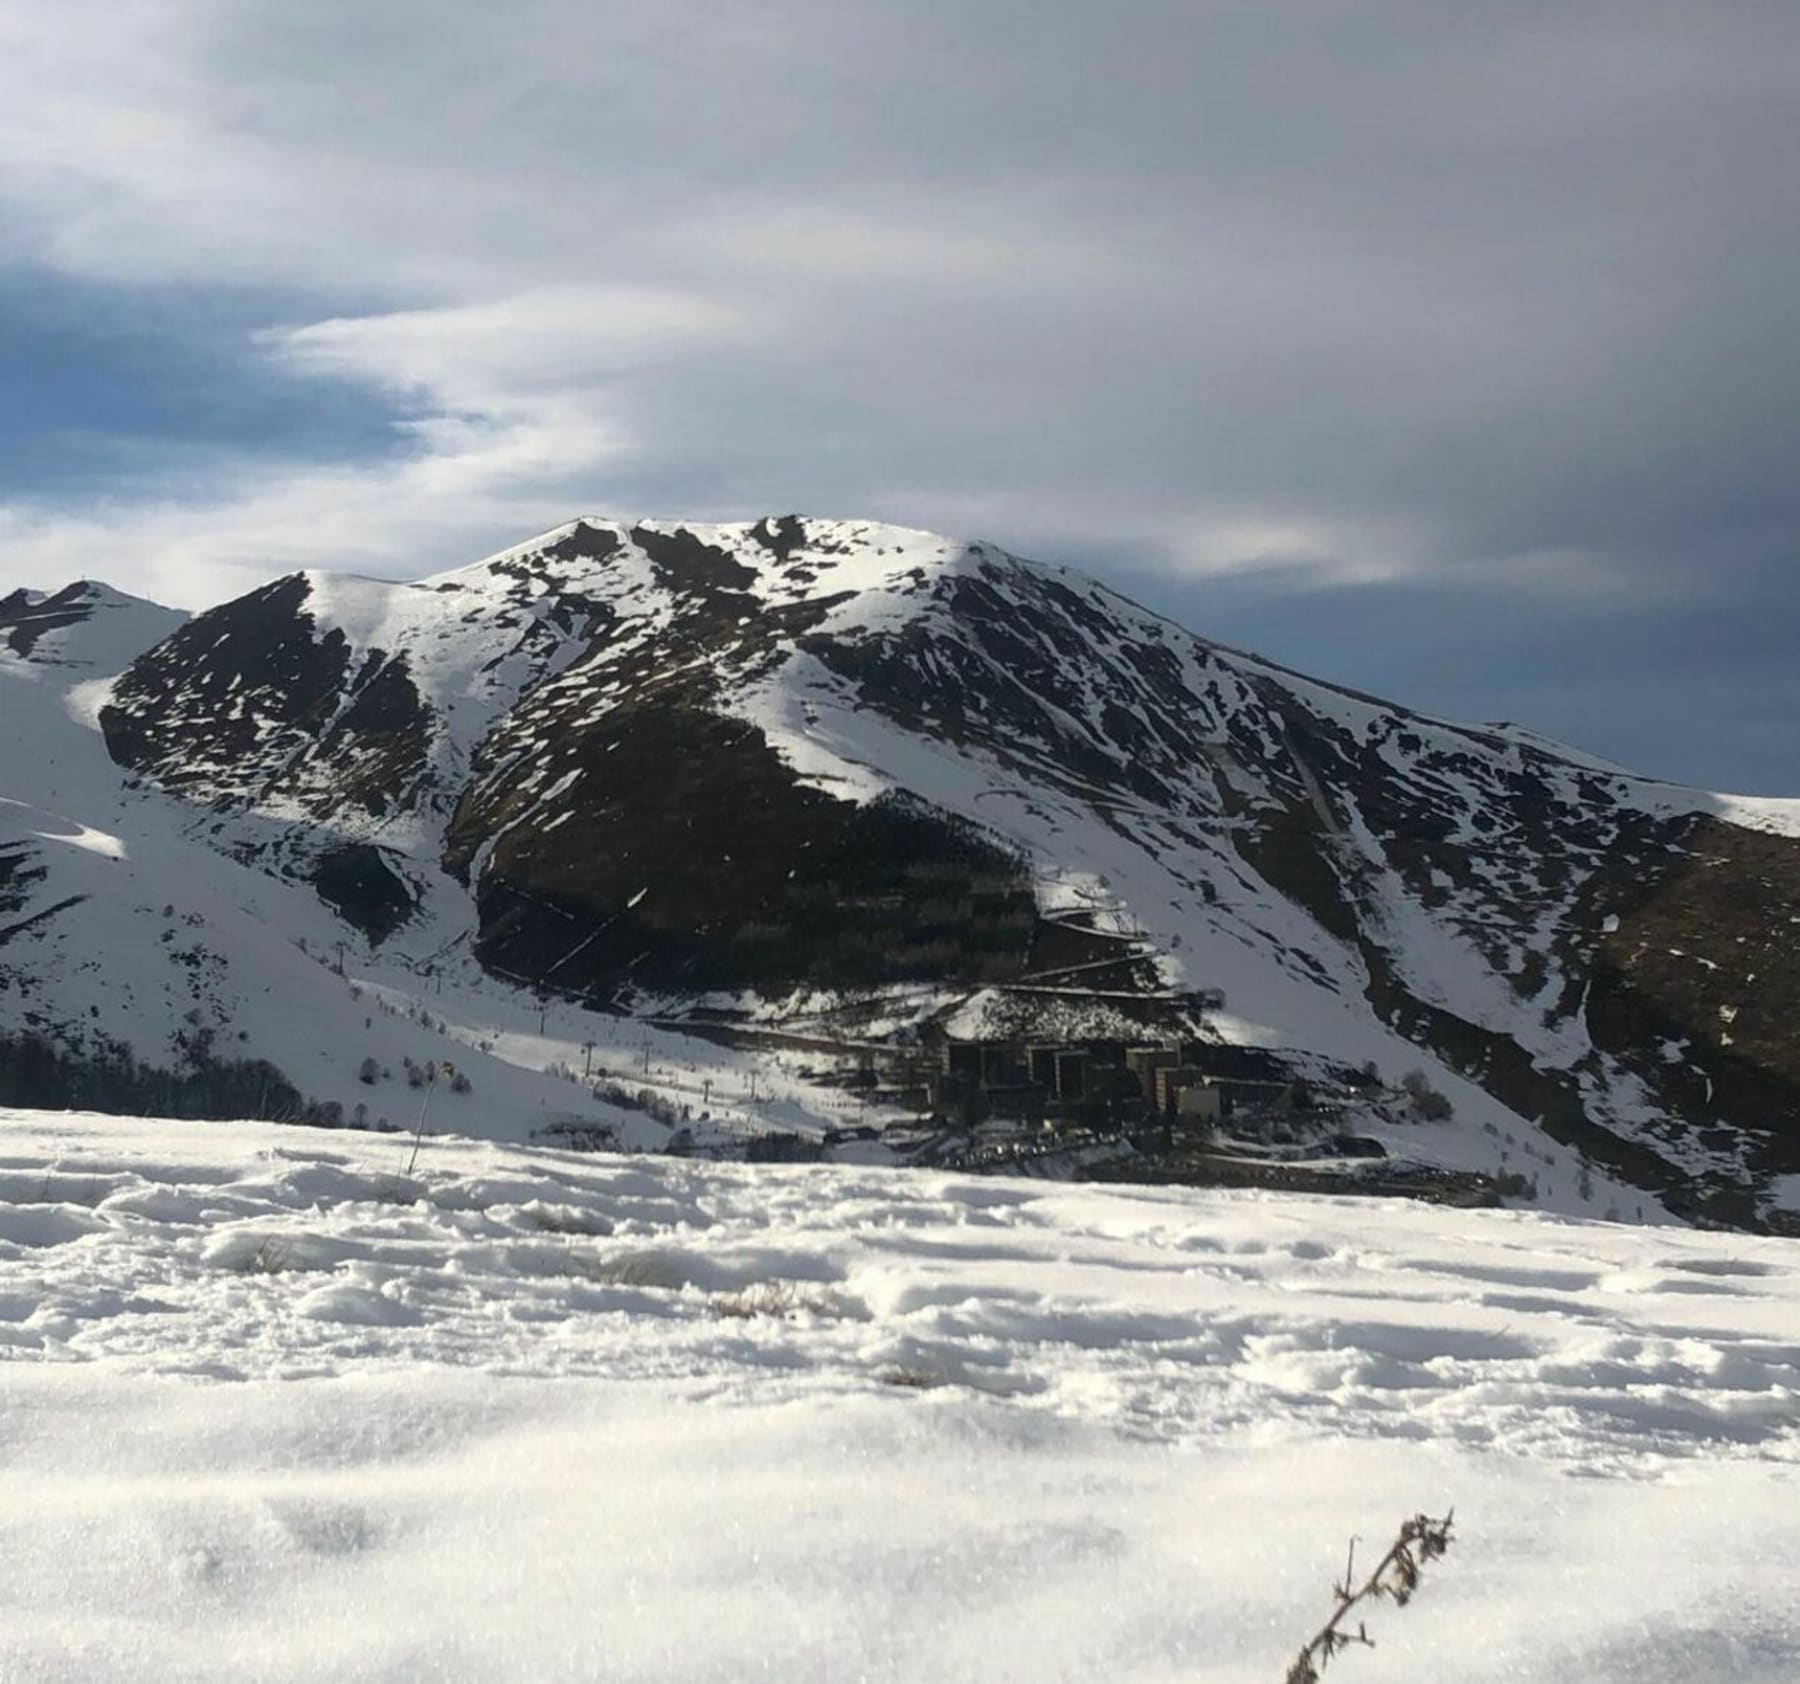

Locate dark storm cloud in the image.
[0,2,1796,782]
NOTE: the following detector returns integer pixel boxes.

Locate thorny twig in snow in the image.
[1284,1512,1454,1684]
[402,1062,448,1180]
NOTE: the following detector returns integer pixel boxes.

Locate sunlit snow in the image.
[1,1109,1796,1682]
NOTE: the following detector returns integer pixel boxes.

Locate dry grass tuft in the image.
[711,1280,837,1320]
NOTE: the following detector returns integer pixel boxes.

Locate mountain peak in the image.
[11,513,1800,1230]
[0,576,187,666]
[418,513,997,609]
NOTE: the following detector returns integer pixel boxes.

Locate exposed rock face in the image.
[0,580,185,669]
[102,575,431,818]
[73,515,1800,1226]
[0,582,105,658]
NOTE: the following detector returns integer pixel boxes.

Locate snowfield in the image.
[2,1110,1796,1682]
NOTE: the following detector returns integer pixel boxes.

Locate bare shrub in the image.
[1398,1070,1453,1122]
[711,1280,836,1320]
[587,1249,692,1290]
[1286,1512,1455,1684]
[878,1366,945,1390]
[595,1080,683,1127]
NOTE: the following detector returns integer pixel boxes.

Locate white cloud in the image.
[0,0,1795,625]
[268,286,745,399]
[1168,515,1426,587]
[0,409,618,609]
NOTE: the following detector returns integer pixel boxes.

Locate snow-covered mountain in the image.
[6,519,1800,1229]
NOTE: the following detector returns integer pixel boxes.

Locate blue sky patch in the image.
[0,270,407,497]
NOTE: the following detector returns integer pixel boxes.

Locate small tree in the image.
[1398,1069,1453,1122]
[357,1056,380,1086]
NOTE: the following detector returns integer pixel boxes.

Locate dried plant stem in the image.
[1284,1512,1454,1684]
[403,1064,444,1179]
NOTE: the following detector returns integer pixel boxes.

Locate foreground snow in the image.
[3,1110,1798,1682]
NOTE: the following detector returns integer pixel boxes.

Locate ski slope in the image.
[2,1109,1796,1682]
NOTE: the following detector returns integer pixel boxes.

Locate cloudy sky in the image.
[2,2,1796,789]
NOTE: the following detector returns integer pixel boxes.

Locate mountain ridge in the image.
[5,514,1800,1229]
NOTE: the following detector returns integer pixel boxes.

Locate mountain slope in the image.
[7,518,1800,1227]
[0,570,846,1151]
